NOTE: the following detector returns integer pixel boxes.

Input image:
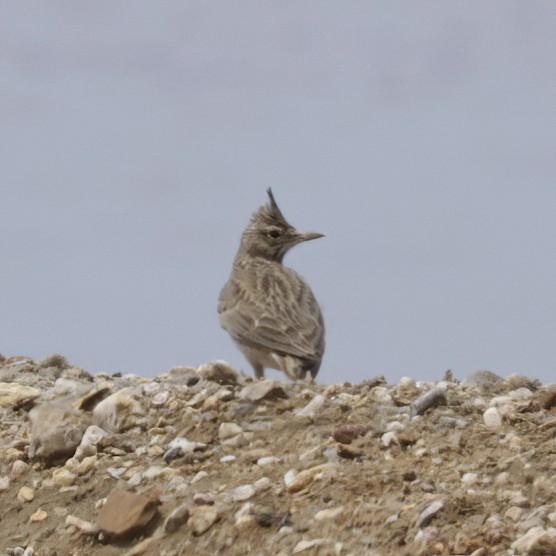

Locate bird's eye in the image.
[268,230,281,238]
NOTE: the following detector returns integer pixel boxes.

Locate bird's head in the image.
[239,189,324,263]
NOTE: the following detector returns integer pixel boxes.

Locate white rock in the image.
[511,526,556,554]
[461,473,479,486]
[0,383,40,407]
[92,387,146,433]
[74,425,109,461]
[314,506,344,521]
[284,469,298,486]
[220,455,236,463]
[218,422,243,440]
[230,484,256,502]
[295,394,326,417]
[257,456,281,467]
[0,476,10,491]
[151,389,171,407]
[369,386,392,403]
[381,432,398,447]
[293,539,326,553]
[483,407,502,428]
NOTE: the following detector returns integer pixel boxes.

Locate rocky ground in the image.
[0,355,555,556]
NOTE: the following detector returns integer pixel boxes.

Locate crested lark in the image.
[218,189,325,380]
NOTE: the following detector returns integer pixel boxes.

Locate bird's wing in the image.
[218,267,324,362]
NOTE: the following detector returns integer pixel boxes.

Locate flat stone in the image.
[218,422,243,440]
[0,382,40,407]
[74,425,109,461]
[416,500,444,528]
[230,484,256,502]
[164,503,190,533]
[295,394,326,417]
[239,380,288,402]
[189,506,220,536]
[29,508,48,522]
[314,506,344,521]
[96,489,160,539]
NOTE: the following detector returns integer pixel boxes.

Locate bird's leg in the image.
[252,363,265,380]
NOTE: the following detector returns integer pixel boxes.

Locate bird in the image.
[218,189,325,381]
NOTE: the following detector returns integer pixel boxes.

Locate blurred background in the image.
[2,2,556,384]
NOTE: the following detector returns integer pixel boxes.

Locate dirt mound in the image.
[0,356,555,555]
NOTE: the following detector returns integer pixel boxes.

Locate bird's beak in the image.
[298,232,325,242]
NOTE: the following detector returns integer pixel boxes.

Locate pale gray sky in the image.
[2,2,556,384]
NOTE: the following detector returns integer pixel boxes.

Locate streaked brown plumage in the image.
[218,189,325,380]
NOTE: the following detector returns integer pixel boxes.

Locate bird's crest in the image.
[249,188,290,228]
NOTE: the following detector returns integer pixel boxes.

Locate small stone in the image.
[92,387,146,433]
[369,386,392,403]
[218,422,243,440]
[287,464,330,493]
[381,431,398,447]
[163,504,190,533]
[163,437,207,462]
[461,472,479,486]
[17,486,35,502]
[151,389,171,407]
[511,526,556,554]
[76,455,97,475]
[314,506,344,521]
[10,460,29,480]
[332,424,369,444]
[295,394,326,417]
[189,506,219,536]
[196,360,239,385]
[411,386,447,416]
[0,476,10,491]
[50,468,77,488]
[193,492,215,505]
[65,514,99,534]
[230,484,257,502]
[0,382,40,407]
[97,489,160,539]
[29,508,48,522]
[483,407,502,428]
[284,469,298,486]
[239,380,288,402]
[505,506,525,521]
[292,539,326,553]
[220,455,236,463]
[257,456,281,467]
[74,425,109,461]
[416,500,444,528]
[192,471,209,483]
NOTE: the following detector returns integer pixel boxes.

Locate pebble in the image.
[295,394,326,417]
[163,503,190,533]
[193,492,215,505]
[218,422,243,440]
[17,486,35,502]
[292,539,326,553]
[483,407,502,428]
[416,500,444,528]
[314,506,344,521]
[220,455,237,463]
[10,459,29,479]
[257,456,281,466]
[189,506,220,536]
[230,484,257,502]
[29,508,48,523]
[239,380,288,402]
[0,476,10,491]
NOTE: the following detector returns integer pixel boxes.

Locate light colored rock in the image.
[0,476,10,491]
[10,460,29,480]
[220,455,236,463]
[0,382,40,407]
[17,485,35,502]
[93,387,146,433]
[29,401,89,463]
[314,506,344,521]
[483,407,502,428]
[218,422,243,440]
[189,506,220,536]
[239,380,288,402]
[65,514,99,534]
[369,386,392,403]
[295,394,326,417]
[293,539,326,553]
[49,468,77,488]
[193,492,215,505]
[511,526,556,554]
[505,506,525,521]
[416,500,444,528]
[76,455,97,475]
[163,437,207,462]
[29,508,48,522]
[461,472,479,486]
[197,360,239,385]
[230,484,257,502]
[151,389,171,407]
[287,464,330,493]
[74,425,109,461]
[257,456,281,467]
